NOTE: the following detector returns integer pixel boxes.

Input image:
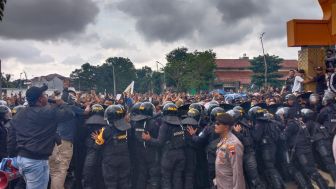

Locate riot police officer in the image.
[188,107,225,189]
[142,103,185,189]
[317,91,336,136]
[228,109,266,189]
[275,107,313,189]
[93,105,131,189]
[302,108,336,183]
[82,104,106,189]
[284,108,328,189]
[182,108,201,189]
[308,93,322,113]
[249,106,285,189]
[0,105,11,161]
[131,102,160,189]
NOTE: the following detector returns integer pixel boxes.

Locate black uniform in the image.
[96,125,131,189]
[284,119,328,189]
[253,119,285,189]
[307,120,336,182]
[82,115,106,189]
[148,121,185,189]
[276,121,313,189]
[317,104,336,136]
[233,120,266,189]
[0,121,7,161]
[192,124,219,189]
[182,119,202,189]
[131,118,161,189]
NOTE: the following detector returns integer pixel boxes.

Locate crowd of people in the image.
[1,51,336,189]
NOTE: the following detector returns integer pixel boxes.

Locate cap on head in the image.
[26,85,48,105]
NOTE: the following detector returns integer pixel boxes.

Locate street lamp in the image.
[156,61,166,90]
[112,64,116,96]
[260,32,268,88]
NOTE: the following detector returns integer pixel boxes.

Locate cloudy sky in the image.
[0,0,322,80]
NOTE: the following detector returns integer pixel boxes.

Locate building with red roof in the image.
[214,57,298,90]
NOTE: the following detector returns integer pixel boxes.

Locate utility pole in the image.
[260,32,268,89]
[156,61,166,90]
[112,64,116,96]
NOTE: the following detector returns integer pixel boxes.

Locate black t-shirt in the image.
[313,74,327,94]
[285,76,295,92]
[325,58,336,71]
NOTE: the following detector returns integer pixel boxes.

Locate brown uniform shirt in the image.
[215,132,245,189]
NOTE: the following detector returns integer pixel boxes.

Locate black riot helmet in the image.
[91,104,104,116]
[187,108,201,122]
[189,103,203,114]
[162,101,174,108]
[130,102,142,116]
[139,102,155,117]
[262,112,274,120]
[207,103,220,116]
[226,110,241,122]
[322,91,335,106]
[285,94,296,101]
[210,107,225,123]
[247,106,265,121]
[275,107,290,122]
[233,106,244,116]
[163,103,178,116]
[309,93,320,105]
[12,105,25,116]
[104,105,130,131]
[0,105,11,123]
[300,108,316,122]
[104,105,126,121]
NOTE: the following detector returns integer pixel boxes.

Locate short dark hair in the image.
[152,100,160,107]
[216,113,234,127]
[298,69,305,74]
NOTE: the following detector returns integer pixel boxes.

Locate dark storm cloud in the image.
[117,0,271,46]
[118,0,202,42]
[214,0,270,23]
[260,0,322,40]
[0,0,99,40]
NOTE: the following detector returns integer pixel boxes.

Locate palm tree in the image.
[0,0,6,21]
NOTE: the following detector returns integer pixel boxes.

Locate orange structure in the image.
[287,0,336,91]
[287,0,336,46]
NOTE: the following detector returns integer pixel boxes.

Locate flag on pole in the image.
[124,81,134,95]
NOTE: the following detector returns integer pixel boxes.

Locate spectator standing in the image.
[8,85,74,189]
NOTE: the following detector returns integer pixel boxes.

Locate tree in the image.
[165,47,189,91]
[70,63,97,91]
[186,50,216,91]
[151,71,164,94]
[0,0,6,21]
[164,47,216,92]
[98,57,136,94]
[135,66,153,93]
[250,54,283,88]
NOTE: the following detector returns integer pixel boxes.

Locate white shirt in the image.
[292,76,304,93]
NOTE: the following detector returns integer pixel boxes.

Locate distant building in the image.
[30,73,70,92]
[214,58,298,90]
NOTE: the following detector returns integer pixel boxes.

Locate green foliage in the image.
[0,0,6,21]
[70,63,98,91]
[250,54,283,88]
[69,48,216,93]
[99,57,136,93]
[164,47,216,92]
[135,66,153,93]
[134,66,164,94]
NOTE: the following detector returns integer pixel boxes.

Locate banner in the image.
[124,81,134,95]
